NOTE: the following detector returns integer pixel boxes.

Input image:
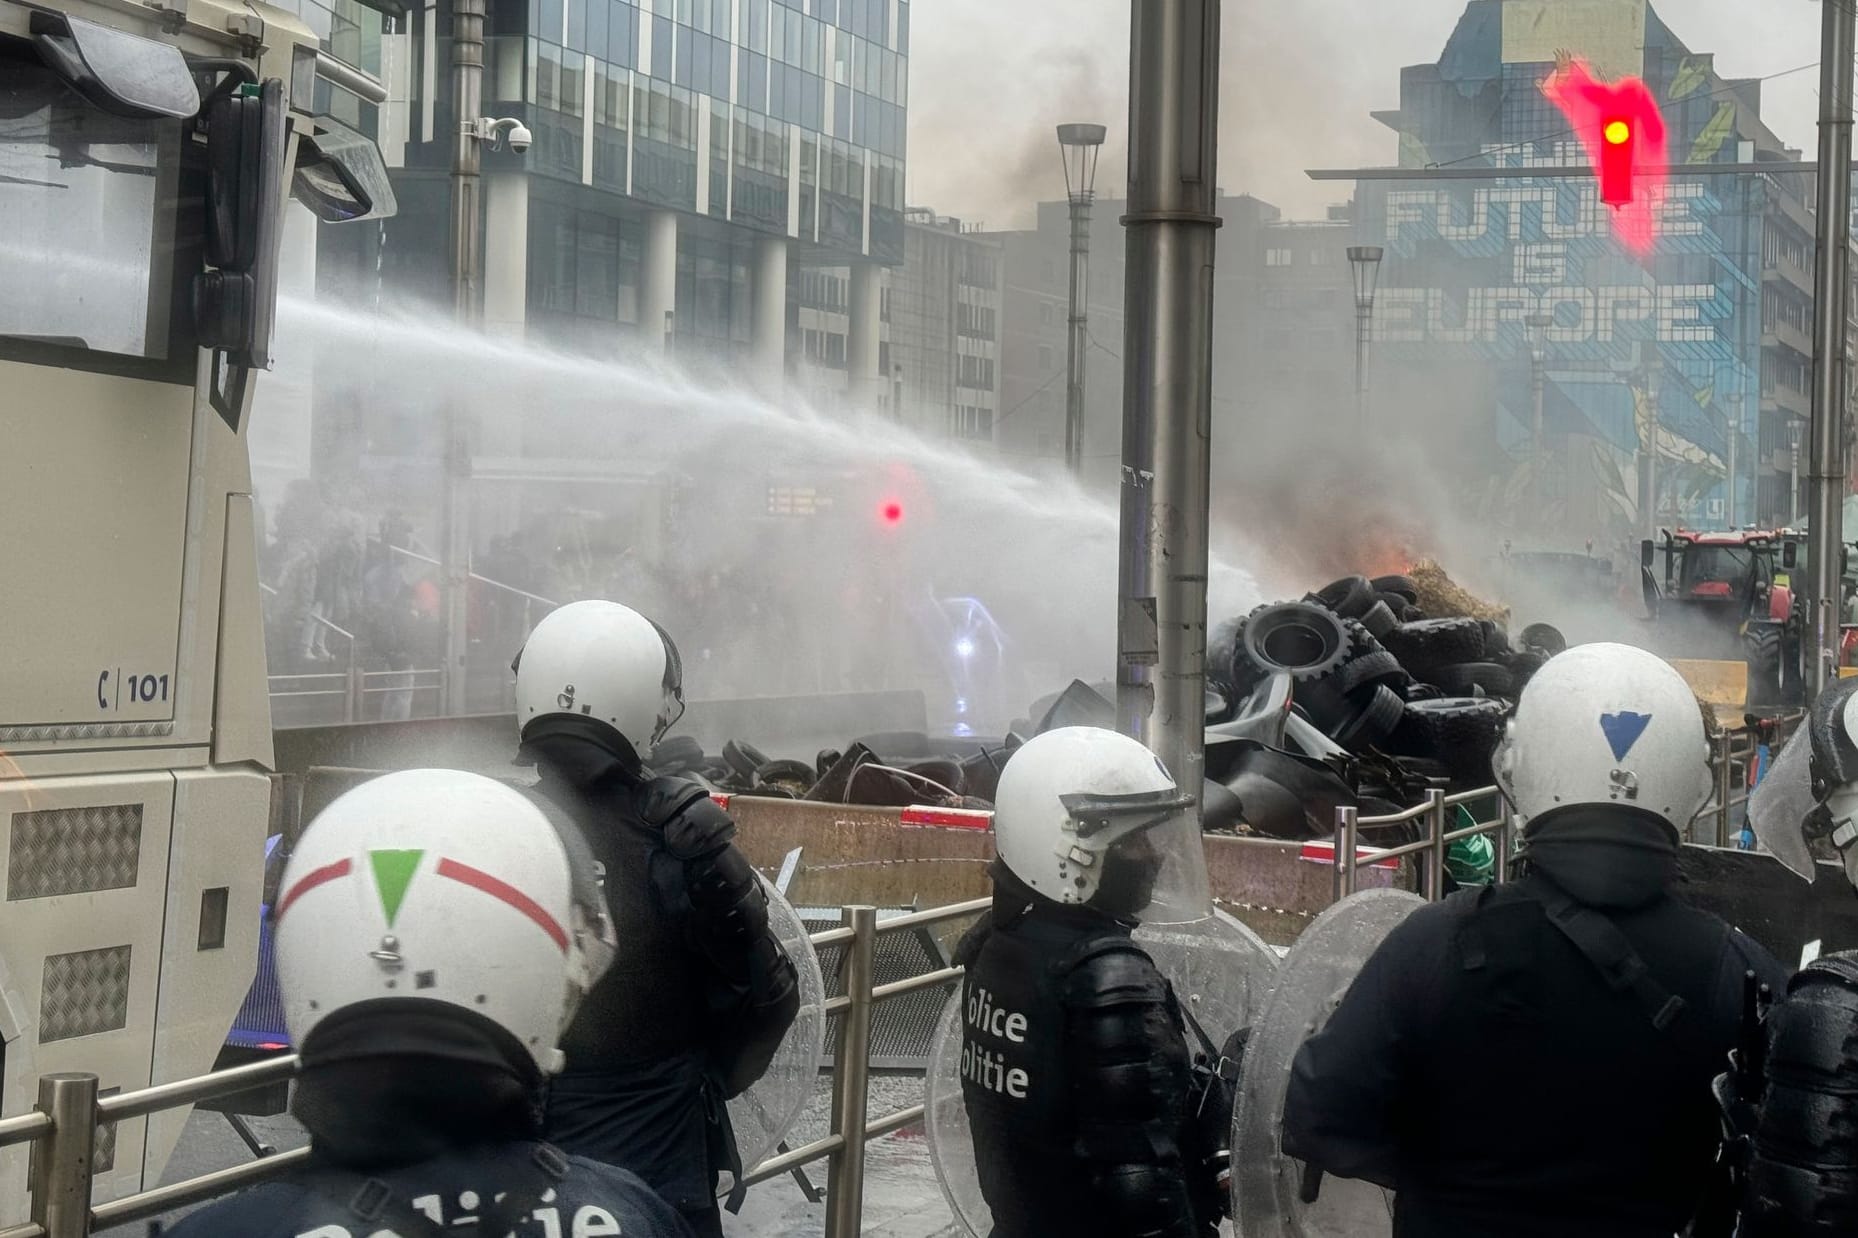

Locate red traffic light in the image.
[879,499,905,526]
[1543,57,1666,255]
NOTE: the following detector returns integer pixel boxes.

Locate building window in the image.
[1265,248,1293,267]
[1040,301,1054,325]
[1309,248,1331,266]
[1037,345,1053,371]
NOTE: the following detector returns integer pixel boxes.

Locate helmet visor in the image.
[1748,725,1819,881]
[1062,787,1209,924]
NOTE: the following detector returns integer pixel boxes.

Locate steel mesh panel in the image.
[804,910,954,1068]
[8,804,143,900]
[39,945,132,1043]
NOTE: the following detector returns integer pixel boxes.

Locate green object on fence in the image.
[1446,805,1495,885]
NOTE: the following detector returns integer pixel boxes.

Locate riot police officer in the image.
[168,770,694,1238]
[1283,642,1785,1237]
[1731,673,1858,1235]
[954,725,1221,1238]
[512,600,800,1238]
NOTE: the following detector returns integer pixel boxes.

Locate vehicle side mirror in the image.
[194,78,287,428]
[1783,542,1799,570]
[1640,539,1655,570]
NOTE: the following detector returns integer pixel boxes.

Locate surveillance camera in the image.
[478,117,533,154]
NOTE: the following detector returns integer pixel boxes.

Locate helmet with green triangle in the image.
[272,769,617,1074]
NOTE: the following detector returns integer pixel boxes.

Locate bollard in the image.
[824,905,877,1238]
[1424,789,1448,901]
[1715,732,1734,848]
[1333,807,1360,901]
[29,1073,97,1238]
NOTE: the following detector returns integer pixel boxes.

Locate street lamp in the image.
[1524,311,1551,505]
[1347,245,1385,427]
[1058,123,1106,475]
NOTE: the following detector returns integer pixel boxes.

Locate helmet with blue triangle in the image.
[1492,642,1713,839]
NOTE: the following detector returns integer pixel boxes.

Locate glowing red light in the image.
[879,500,904,526]
[1542,57,1667,255]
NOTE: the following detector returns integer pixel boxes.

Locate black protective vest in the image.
[961,901,1205,1238]
[1398,877,1747,1237]
[1742,952,1858,1237]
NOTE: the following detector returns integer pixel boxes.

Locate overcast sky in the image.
[906,0,1826,228]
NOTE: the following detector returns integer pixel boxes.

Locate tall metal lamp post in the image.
[1525,311,1551,505]
[1058,122,1107,475]
[1346,245,1384,427]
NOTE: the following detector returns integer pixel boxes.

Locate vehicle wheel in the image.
[1309,575,1378,621]
[1384,617,1487,679]
[1206,685,1233,725]
[1335,684,1405,750]
[1389,697,1509,783]
[1430,661,1515,697]
[1338,649,1407,696]
[1479,620,1514,659]
[1744,624,1784,709]
[1519,622,1567,656]
[1371,574,1421,605]
[1359,599,1399,640]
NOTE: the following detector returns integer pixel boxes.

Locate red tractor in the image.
[1640,528,1805,707]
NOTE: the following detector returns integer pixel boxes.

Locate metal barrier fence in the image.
[0,899,989,1238]
[1329,721,1791,897]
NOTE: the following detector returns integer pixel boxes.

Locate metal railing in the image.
[1329,720,1798,899]
[0,899,988,1238]
[1330,787,1512,902]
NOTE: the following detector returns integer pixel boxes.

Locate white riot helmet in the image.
[992,726,1202,921]
[273,769,617,1076]
[512,600,685,763]
[1492,642,1712,837]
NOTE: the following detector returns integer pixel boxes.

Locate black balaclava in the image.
[293,999,544,1170]
[1521,804,1679,911]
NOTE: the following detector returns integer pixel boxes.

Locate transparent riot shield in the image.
[721,874,828,1186]
[926,908,1280,1237]
[1747,723,1818,880]
[1231,888,1426,1238]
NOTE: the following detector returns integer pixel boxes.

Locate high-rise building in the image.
[1355,0,1818,538]
[300,0,910,481]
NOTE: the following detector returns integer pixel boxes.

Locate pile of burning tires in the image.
[655,569,1565,843]
[1199,573,1564,836]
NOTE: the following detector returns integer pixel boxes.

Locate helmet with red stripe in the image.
[273,769,616,1074]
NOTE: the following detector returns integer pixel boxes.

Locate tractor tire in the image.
[1389,697,1509,783]
[1229,602,1353,701]
[1384,617,1488,680]
[1431,661,1515,697]
[1338,648,1408,696]
[1359,599,1399,640]
[1519,622,1568,656]
[1371,574,1421,605]
[1334,684,1406,750]
[1745,624,1785,709]
[1309,576,1379,621]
